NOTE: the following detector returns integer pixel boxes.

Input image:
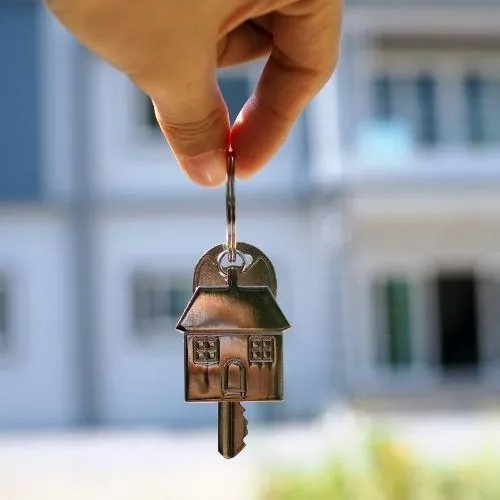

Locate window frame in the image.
[464,72,500,145]
[0,276,10,354]
[0,272,18,363]
[373,274,414,371]
[131,270,192,337]
[367,42,500,149]
[371,72,438,148]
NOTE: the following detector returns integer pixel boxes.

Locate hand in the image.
[45,0,342,186]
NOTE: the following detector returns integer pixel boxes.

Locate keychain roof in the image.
[176,267,290,333]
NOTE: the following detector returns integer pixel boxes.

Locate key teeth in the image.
[235,403,248,453]
[241,404,248,441]
[218,402,247,459]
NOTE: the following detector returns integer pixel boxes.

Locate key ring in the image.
[226,150,237,262]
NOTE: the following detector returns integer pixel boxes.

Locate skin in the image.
[44,0,343,187]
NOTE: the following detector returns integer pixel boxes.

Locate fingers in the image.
[153,16,273,187]
[45,0,231,187]
[152,68,230,187]
[231,0,342,178]
[218,21,273,67]
[46,0,341,187]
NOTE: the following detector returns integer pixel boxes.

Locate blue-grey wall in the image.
[0,2,41,200]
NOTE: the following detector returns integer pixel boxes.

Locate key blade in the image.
[218,402,248,459]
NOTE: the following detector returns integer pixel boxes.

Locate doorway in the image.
[436,272,479,371]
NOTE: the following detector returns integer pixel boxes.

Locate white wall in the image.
[0,211,76,428]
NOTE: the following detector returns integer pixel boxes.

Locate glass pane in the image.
[374,76,392,119]
[482,81,500,143]
[146,97,157,129]
[465,74,484,144]
[417,74,438,145]
[479,277,500,365]
[385,278,412,368]
[465,74,500,144]
[133,274,192,334]
[133,278,153,326]
[218,76,251,123]
[373,76,417,141]
[153,288,171,319]
[168,283,192,318]
[0,284,7,350]
[372,75,437,147]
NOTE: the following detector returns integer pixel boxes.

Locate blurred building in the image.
[0,0,337,429]
[1,0,500,430]
[337,1,500,405]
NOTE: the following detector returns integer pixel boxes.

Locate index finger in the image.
[231,0,342,178]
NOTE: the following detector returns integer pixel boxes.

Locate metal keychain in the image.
[176,150,290,459]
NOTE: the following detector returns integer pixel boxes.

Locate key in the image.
[175,151,290,458]
[218,402,247,459]
[177,245,289,458]
[195,245,282,458]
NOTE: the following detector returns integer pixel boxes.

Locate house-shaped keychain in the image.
[177,266,290,404]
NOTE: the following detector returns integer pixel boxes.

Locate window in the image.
[373,74,438,146]
[136,92,160,132]
[248,337,275,364]
[132,273,192,334]
[374,277,412,369]
[0,278,8,352]
[465,74,483,144]
[417,75,438,145]
[465,73,500,144]
[218,75,251,123]
[193,337,220,365]
[436,272,479,370]
[144,95,158,129]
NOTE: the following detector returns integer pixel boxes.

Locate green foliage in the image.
[260,432,500,500]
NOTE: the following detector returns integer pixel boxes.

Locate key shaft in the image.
[218,402,248,459]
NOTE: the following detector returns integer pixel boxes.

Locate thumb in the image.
[151,74,230,187]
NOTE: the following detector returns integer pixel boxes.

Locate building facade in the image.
[336,2,500,405]
[1,0,500,430]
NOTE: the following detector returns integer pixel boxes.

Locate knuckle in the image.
[253,93,295,124]
[271,47,336,93]
[307,39,340,87]
[157,106,227,151]
[320,50,340,83]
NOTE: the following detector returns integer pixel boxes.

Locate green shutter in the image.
[385,278,412,368]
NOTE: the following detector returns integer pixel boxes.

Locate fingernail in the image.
[179,150,227,187]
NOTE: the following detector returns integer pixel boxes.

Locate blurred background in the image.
[2,0,500,499]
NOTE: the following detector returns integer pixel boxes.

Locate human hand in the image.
[45,0,342,186]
